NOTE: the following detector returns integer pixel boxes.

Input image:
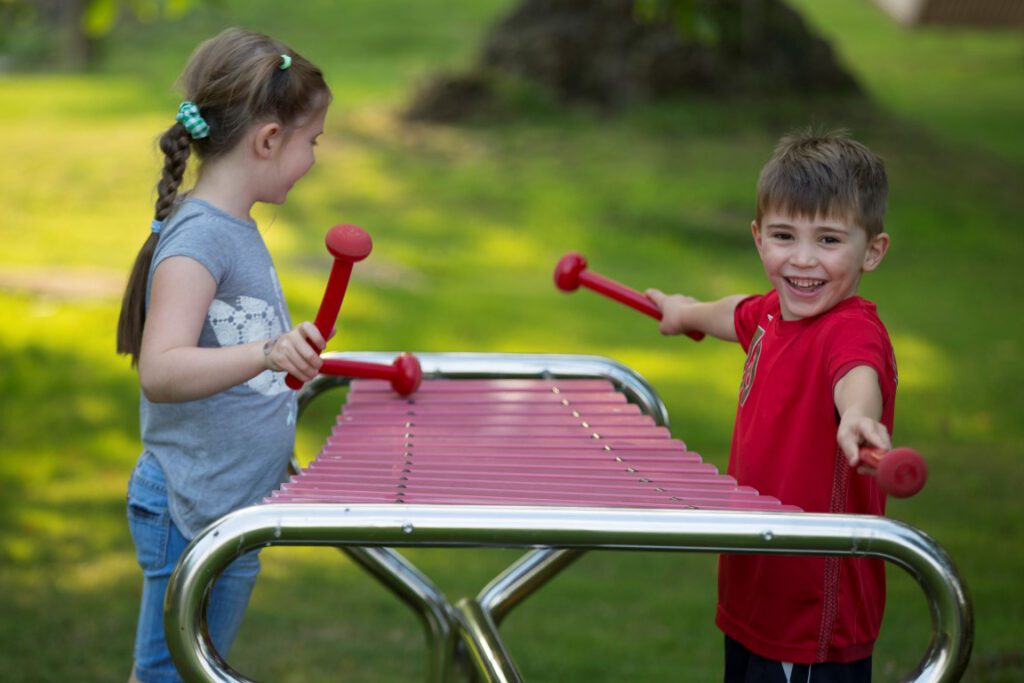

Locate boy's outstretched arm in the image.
[644,290,747,342]
[834,365,893,467]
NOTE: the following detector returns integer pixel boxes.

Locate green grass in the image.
[1,0,1022,680]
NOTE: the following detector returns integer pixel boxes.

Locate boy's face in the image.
[752,211,889,321]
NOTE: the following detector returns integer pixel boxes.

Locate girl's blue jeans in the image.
[127,453,260,683]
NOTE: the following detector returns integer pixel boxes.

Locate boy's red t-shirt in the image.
[715,290,898,664]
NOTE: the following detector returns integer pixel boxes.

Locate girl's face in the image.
[266,106,327,204]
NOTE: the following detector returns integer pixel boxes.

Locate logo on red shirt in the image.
[739,325,765,406]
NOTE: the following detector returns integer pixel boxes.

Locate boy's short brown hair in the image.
[756,128,888,237]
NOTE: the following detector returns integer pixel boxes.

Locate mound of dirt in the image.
[405,0,862,122]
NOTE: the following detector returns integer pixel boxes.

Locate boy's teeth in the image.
[787,278,824,289]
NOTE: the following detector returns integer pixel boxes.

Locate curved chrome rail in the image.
[166,505,972,682]
[296,352,671,428]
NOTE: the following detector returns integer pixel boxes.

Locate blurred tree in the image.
[0,0,199,70]
[405,0,862,122]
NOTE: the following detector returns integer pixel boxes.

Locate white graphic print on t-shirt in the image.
[207,296,288,396]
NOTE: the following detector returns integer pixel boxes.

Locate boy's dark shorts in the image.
[725,636,871,683]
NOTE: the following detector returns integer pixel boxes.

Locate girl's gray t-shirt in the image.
[141,198,296,538]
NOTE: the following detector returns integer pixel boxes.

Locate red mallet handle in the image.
[286,225,373,390]
[858,446,928,498]
[554,252,704,341]
[320,353,422,396]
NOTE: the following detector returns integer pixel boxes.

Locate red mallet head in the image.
[391,353,422,396]
[325,224,373,262]
[876,447,928,498]
[285,223,374,392]
[554,252,587,292]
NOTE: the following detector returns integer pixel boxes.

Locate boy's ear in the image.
[751,220,763,252]
[862,232,890,272]
[252,122,283,160]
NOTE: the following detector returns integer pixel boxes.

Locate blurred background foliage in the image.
[0,0,203,69]
[0,0,1022,681]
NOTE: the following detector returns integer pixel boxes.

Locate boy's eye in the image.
[820,235,841,244]
[770,232,792,241]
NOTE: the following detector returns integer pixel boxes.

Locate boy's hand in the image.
[834,365,890,468]
[263,321,326,382]
[837,412,892,469]
[645,289,700,337]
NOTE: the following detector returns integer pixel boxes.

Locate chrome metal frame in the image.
[164,353,973,683]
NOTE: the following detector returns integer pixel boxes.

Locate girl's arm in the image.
[834,365,893,467]
[138,256,326,403]
[644,290,748,342]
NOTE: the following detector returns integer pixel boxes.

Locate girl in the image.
[116,28,332,683]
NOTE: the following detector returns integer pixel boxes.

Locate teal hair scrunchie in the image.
[279,54,292,70]
[176,101,210,139]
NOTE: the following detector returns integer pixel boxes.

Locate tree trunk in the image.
[31,0,97,69]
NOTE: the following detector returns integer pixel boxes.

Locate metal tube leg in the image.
[460,549,585,683]
[455,598,524,683]
[342,546,458,682]
[477,548,585,626]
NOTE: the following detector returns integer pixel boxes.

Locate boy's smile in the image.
[753,211,889,321]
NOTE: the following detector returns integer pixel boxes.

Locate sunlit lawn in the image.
[1,0,1022,680]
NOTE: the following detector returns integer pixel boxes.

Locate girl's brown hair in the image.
[117,28,331,366]
[755,128,888,238]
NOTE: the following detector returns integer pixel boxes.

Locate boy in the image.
[645,129,897,682]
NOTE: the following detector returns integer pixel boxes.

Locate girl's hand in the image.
[837,413,893,469]
[263,322,326,382]
[645,288,700,336]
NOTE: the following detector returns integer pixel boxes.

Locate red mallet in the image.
[286,225,373,390]
[554,252,704,341]
[858,446,928,498]
[321,353,422,396]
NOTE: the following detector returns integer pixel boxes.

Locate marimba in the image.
[165,352,973,683]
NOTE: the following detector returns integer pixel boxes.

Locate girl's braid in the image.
[155,123,193,221]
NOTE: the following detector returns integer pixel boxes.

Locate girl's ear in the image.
[252,122,283,160]
[862,232,890,272]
